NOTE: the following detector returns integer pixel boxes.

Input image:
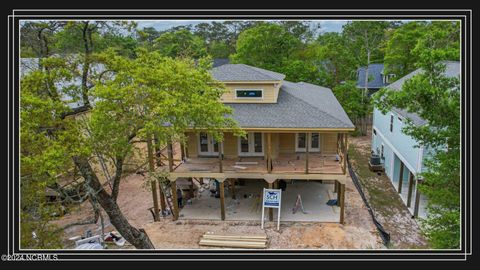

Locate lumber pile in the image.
[199,232,268,249]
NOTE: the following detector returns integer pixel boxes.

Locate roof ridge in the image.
[282,84,352,127]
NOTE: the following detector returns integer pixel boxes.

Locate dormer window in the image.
[235,89,263,99]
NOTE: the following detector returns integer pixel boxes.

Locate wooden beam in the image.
[171,180,179,221]
[169,172,348,183]
[167,141,174,172]
[230,179,236,199]
[268,182,273,221]
[339,183,345,224]
[219,181,225,220]
[267,133,272,173]
[305,133,310,174]
[406,172,415,207]
[146,135,160,221]
[397,162,405,193]
[158,181,166,216]
[180,142,186,161]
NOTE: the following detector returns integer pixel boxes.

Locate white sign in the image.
[261,188,282,230]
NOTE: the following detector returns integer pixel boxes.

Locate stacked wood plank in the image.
[199,232,268,249]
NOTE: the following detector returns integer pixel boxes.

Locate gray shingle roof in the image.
[386,61,460,126]
[225,81,355,129]
[211,64,286,82]
[357,63,388,89]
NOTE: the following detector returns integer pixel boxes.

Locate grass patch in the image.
[348,144,405,217]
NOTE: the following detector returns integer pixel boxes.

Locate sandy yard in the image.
[52,165,384,249]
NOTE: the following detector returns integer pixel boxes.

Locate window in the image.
[295,133,320,152]
[311,133,320,149]
[235,89,263,99]
[198,133,220,156]
[390,114,394,132]
[238,132,264,156]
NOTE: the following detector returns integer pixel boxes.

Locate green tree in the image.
[20,49,242,248]
[20,21,63,59]
[277,21,321,42]
[20,57,81,248]
[231,23,301,71]
[374,21,460,248]
[333,81,370,131]
[303,32,357,88]
[383,21,428,78]
[153,29,207,58]
[342,21,392,135]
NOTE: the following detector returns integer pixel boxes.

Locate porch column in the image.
[397,162,405,193]
[219,179,226,220]
[230,179,236,199]
[305,133,310,174]
[158,181,166,217]
[339,182,345,224]
[171,180,179,221]
[268,182,274,221]
[267,133,272,173]
[218,137,223,173]
[147,135,160,221]
[413,179,424,218]
[406,172,415,207]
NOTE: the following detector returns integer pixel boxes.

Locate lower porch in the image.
[177,179,341,223]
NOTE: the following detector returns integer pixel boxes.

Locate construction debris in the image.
[199,232,268,249]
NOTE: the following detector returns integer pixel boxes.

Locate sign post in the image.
[261,188,282,230]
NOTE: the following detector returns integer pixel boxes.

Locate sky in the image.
[136,20,348,33]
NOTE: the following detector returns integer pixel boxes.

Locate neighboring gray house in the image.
[371,61,460,219]
[357,63,395,95]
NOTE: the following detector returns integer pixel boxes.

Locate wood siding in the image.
[220,82,281,103]
[321,133,338,154]
[185,132,341,158]
[278,133,296,153]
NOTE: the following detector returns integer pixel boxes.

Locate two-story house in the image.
[371,61,460,219]
[357,63,395,96]
[161,64,355,224]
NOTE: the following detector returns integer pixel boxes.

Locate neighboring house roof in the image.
[211,64,286,82]
[212,58,230,68]
[225,81,355,129]
[385,61,460,126]
[356,63,388,89]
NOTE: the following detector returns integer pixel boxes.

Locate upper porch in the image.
[158,130,349,180]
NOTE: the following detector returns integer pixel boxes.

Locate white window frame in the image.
[295,133,320,152]
[198,133,221,156]
[237,132,264,156]
[234,89,264,100]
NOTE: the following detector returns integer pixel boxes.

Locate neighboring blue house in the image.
[356,63,394,96]
[371,61,460,219]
